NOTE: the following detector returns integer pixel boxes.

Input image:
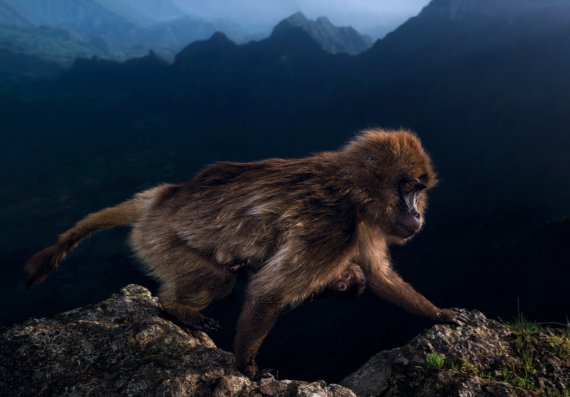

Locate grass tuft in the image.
[425,352,445,370]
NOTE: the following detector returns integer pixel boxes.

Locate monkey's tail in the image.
[25,198,141,287]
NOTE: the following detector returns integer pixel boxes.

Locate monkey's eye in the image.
[400,179,427,193]
[401,181,416,193]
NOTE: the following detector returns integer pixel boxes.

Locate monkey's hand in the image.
[434,308,471,325]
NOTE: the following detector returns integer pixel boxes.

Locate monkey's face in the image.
[390,177,428,240]
[345,130,437,243]
[357,169,434,245]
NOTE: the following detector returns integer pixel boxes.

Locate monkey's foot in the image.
[238,360,259,379]
[159,309,221,332]
[252,368,278,381]
[199,316,221,332]
[181,314,221,332]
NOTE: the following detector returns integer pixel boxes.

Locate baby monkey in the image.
[235,261,365,300]
[328,263,366,299]
[26,129,467,378]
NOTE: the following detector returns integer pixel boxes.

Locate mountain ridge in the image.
[0,4,374,64]
[276,12,373,55]
[0,0,248,62]
[101,0,185,23]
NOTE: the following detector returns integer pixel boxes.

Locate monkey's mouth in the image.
[394,224,416,238]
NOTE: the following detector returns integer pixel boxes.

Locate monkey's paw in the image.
[251,368,278,381]
[435,308,472,325]
[159,310,221,332]
[200,316,221,332]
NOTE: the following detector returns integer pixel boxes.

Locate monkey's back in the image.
[130,156,358,279]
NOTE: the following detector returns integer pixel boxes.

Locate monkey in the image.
[25,128,468,378]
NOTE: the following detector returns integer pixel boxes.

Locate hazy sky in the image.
[172,0,431,37]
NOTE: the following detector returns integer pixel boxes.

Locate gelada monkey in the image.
[26,129,467,377]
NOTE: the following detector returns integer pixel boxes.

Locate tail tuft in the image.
[25,245,61,287]
[24,197,144,287]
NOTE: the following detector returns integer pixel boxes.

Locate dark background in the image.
[1,0,569,383]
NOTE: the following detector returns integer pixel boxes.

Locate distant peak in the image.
[273,13,373,55]
[174,30,236,65]
[315,16,332,25]
[210,31,229,41]
[286,11,309,23]
[200,31,236,47]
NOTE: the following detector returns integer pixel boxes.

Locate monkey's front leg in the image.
[234,293,284,378]
[366,264,466,324]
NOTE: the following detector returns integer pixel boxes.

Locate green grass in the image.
[509,312,541,335]
[444,315,570,396]
[425,352,445,370]
[502,314,569,395]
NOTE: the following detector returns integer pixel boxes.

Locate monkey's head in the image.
[343,129,438,244]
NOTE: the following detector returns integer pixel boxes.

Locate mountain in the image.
[276,12,373,55]
[2,0,141,31]
[353,0,570,212]
[426,0,570,19]
[0,0,249,63]
[368,0,570,67]
[2,0,146,53]
[0,48,63,86]
[148,16,234,50]
[99,0,185,23]
[0,25,106,65]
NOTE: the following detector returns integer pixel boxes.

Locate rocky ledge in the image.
[0,285,354,397]
[1,285,568,397]
[342,310,569,397]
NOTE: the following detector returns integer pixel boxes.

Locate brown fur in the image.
[25,128,462,377]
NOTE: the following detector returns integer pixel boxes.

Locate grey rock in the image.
[342,309,569,397]
[3,286,567,397]
[0,284,355,397]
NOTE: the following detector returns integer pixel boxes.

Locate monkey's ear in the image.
[419,173,438,189]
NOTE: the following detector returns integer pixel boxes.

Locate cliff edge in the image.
[342,310,569,396]
[0,285,354,397]
[1,285,568,396]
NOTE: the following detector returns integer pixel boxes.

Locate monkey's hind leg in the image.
[157,255,236,332]
[234,291,284,378]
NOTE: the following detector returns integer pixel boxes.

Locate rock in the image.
[0,284,355,397]
[341,309,570,397]
[2,286,567,397]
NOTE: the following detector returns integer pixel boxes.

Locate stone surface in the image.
[2,285,567,397]
[342,310,570,397]
[0,284,355,397]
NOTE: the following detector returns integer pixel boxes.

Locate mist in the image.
[171,0,431,37]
